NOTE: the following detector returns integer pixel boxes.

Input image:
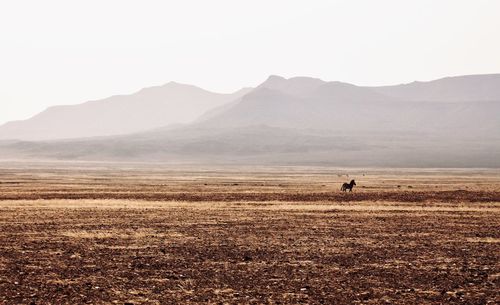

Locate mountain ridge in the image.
[370,73,500,102]
[0,73,499,167]
[0,82,251,141]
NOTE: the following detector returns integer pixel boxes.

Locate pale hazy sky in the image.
[1,0,499,125]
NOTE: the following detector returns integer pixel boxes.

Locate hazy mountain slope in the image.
[0,83,250,141]
[197,75,500,134]
[1,124,498,167]
[1,73,499,167]
[258,75,326,96]
[371,74,500,102]
[197,76,395,129]
[195,87,252,123]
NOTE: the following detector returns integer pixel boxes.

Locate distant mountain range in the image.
[1,74,499,167]
[0,83,251,140]
[195,75,500,135]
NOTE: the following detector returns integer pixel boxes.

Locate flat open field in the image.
[0,163,499,304]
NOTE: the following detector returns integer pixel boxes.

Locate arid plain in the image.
[0,163,499,304]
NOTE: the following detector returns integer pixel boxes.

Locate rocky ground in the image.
[0,165,498,304]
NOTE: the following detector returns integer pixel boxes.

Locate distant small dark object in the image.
[408,185,413,189]
[341,179,356,192]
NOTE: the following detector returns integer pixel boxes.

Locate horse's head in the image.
[350,179,356,186]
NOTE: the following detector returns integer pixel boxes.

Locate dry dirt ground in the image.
[0,163,499,304]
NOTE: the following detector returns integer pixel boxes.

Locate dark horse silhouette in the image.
[341,179,356,192]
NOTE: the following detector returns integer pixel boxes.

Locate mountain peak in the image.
[258,75,325,96]
[266,75,286,81]
[259,75,287,89]
[0,81,249,141]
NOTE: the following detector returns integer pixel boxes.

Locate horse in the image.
[341,179,356,192]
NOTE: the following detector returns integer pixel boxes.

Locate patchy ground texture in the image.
[0,164,499,304]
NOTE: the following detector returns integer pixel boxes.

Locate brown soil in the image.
[1,189,499,203]
[0,165,499,304]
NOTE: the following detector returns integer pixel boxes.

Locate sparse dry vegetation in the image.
[0,164,499,304]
